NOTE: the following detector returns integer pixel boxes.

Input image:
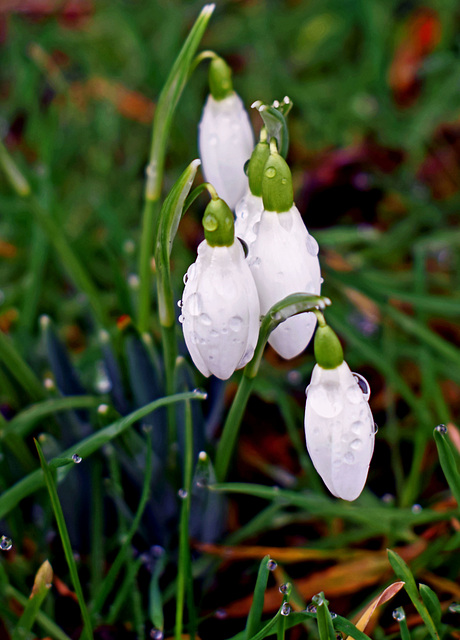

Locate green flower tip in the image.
[261,138,293,212]
[248,136,270,198]
[209,56,233,101]
[314,324,344,369]
[203,196,234,246]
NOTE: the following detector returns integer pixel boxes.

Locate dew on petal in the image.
[229,316,243,332]
[199,314,212,326]
[346,384,362,404]
[185,292,202,316]
[306,234,319,256]
[353,372,371,400]
[344,452,354,463]
[350,439,362,450]
[265,167,276,178]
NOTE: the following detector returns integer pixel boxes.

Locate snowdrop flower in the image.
[234,130,269,251]
[304,323,375,501]
[181,193,260,380]
[249,140,321,359]
[198,56,254,210]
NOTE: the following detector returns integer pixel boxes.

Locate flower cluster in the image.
[180,55,375,500]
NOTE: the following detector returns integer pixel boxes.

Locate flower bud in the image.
[304,361,375,501]
[261,140,293,213]
[203,196,234,247]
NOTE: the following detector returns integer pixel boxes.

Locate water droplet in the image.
[150,630,163,640]
[372,422,379,435]
[281,178,287,185]
[382,493,394,503]
[344,452,354,463]
[178,315,184,324]
[203,214,218,232]
[312,594,324,606]
[350,439,362,451]
[177,300,183,308]
[243,159,250,176]
[186,292,202,316]
[229,316,243,332]
[193,388,207,399]
[199,313,212,326]
[177,488,188,499]
[306,604,317,614]
[411,503,422,514]
[268,559,277,571]
[279,583,289,594]
[183,273,189,284]
[306,234,319,256]
[0,536,12,551]
[352,373,371,400]
[215,608,227,619]
[330,612,337,619]
[265,167,276,179]
[392,608,405,621]
[281,603,291,616]
[72,454,82,464]
[448,602,460,613]
[436,424,447,434]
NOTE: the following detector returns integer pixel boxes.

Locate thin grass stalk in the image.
[106,557,144,625]
[91,434,153,617]
[175,400,194,640]
[90,458,104,599]
[35,440,93,640]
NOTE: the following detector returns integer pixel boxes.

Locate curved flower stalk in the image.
[181,192,260,380]
[198,56,254,210]
[249,140,321,359]
[304,322,375,501]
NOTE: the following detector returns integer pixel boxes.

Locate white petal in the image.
[198,93,254,210]
[234,190,264,252]
[304,362,375,501]
[249,205,321,359]
[181,241,260,380]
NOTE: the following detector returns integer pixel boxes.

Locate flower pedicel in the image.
[304,319,375,501]
[198,56,254,211]
[180,190,260,380]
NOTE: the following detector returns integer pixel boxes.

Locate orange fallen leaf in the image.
[53,575,78,602]
[347,581,405,639]
[195,542,369,563]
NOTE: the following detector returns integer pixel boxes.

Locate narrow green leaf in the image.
[0,391,206,520]
[248,610,282,640]
[419,584,442,627]
[314,593,336,640]
[433,426,460,506]
[245,555,271,640]
[387,550,439,640]
[35,439,93,640]
[149,551,166,631]
[0,139,31,196]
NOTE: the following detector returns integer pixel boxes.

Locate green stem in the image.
[161,323,178,444]
[138,198,159,331]
[215,375,254,482]
[175,401,194,640]
[35,440,93,640]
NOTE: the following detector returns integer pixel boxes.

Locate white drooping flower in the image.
[198,57,254,211]
[248,140,321,359]
[181,196,260,380]
[304,324,375,501]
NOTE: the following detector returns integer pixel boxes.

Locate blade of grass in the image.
[393,608,411,640]
[387,550,439,640]
[0,390,207,520]
[433,426,460,506]
[245,555,271,640]
[313,593,336,640]
[35,439,93,640]
[0,330,46,401]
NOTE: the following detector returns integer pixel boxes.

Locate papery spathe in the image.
[181,240,260,380]
[304,361,375,501]
[249,205,321,359]
[198,93,254,210]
